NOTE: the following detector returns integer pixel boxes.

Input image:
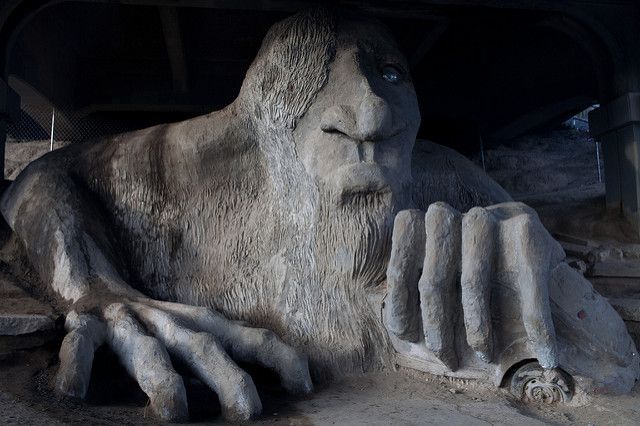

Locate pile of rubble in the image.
[557,233,640,348]
[0,277,60,356]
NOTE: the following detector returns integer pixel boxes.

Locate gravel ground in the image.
[0,344,639,425]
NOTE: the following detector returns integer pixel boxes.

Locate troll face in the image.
[292,18,421,201]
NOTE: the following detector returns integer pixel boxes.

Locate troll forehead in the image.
[238,8,337,128]
[238,9,402,130]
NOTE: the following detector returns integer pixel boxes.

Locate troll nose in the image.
[319,83,394,142]
[356,92,393,141]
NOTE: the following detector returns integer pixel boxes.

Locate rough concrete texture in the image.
[1,347,640,426]
[0,7,637,422]
[0,278,59,352]
[0,314,53,336]
[419,202,461,371]
[385,209,425,341]
[627,321,640,351]
[0,279,55,320]
[549,263,639,394]
[609,298,640,322]
[461,206,495,362]
[384,201,638,398]
[54,313,104,400]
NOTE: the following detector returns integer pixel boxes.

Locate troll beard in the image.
[254,123,412,379]
[278,182,411,380]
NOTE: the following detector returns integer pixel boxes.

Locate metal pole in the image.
[479,135,486,172]
[595,140,602,183]
[49,108,55,151]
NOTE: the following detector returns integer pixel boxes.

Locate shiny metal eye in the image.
[382,65,402,83]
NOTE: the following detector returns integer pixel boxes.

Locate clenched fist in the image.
[384,201,565,371]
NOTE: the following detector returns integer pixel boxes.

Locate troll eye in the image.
[381,64,402,83]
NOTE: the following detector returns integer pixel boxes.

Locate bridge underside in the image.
[0,0,639,231]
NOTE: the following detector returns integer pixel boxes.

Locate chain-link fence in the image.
[5,102,143,179]
[7,103,133,144]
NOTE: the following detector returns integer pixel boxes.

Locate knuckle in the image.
[428,201,460,217]
[512,201,528,209]
[462,217,490,239]
[138,334,160,349]
[193,331,216,348]
[511,212,534,231]
[203,307,218,318]
[466,206,487,216]
[275,339,298,356]
[395,209,425,224]
[287,348,307,366]
[520,211,536,224]
[104,302,129,320]
[514,213,548,240]
[506,201,535,216]
[430,201,452,210]
[417,282,438,297]
[152,369,183,393]
[227,368,255,392]
[64,310,81,329]
[426,202,461,227]
[255,328,277,345]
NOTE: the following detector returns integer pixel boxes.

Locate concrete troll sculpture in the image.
[1,8,638,422]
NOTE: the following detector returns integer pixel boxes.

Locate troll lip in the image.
[331,162,392,196]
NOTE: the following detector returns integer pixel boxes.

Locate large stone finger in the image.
[145,300,313,396]
[221,324,313,395]
[104,303,188,422]
[131,303,262,421]
[419,202,461,371]
[461,207,495,362]
[385,209,425,342]
[508,213,559,369]
[55,311,106,399]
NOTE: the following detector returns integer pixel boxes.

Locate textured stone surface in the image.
[0,7,637,422]
[460,206,495,362]
[384,202,639,394]
[0,279,54,317]
[0,278,57,336]
[0,278,59,353]
[626,321,640,350]
[419,202,461,371]
[0,313,54,336]
[549,264,639,394]
[609,298,640,322]
[385,209,425,341]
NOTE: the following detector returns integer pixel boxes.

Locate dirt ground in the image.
[1,136,639,425]
[0,343,639,425]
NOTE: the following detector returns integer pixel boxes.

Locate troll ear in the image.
[240,8,337,128]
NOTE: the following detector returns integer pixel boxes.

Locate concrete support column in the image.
[590,93,640,232]
[0,119,4,178]
[0,78,8,181]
